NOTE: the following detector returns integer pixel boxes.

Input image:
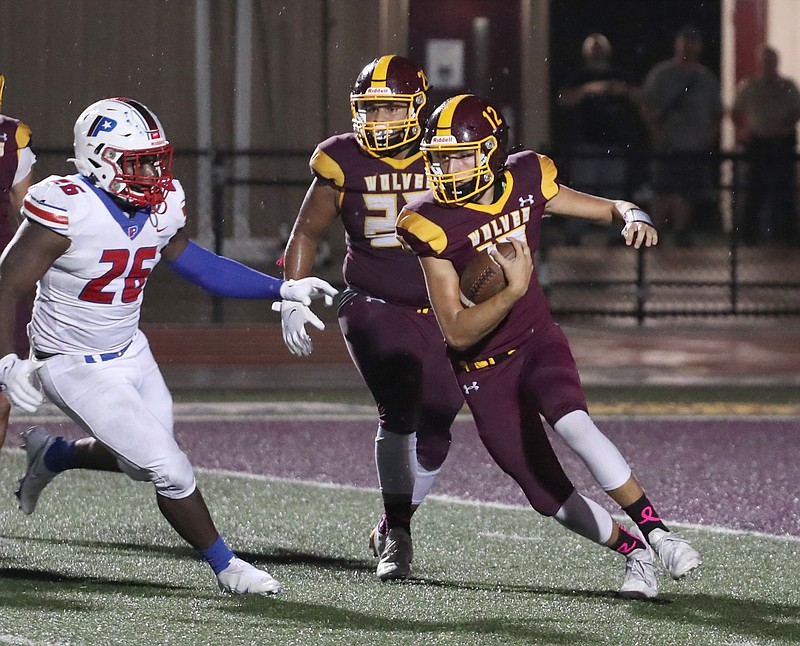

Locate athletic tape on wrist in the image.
[623,208,654,226]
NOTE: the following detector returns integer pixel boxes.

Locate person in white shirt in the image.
[0,97,337,595]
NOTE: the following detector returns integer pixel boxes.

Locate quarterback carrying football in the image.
[397,94,700,598]
[0,97,337,595]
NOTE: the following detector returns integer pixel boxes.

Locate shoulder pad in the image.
[15,121,32,148]
[310,145,345,188]
[536,153,560,200]
[164,179,187,227]
[22,176,77,234]
[396,207,448,256]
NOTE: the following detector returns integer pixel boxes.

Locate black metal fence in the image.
[33,148,800,323]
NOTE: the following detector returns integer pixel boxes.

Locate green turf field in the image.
[1,451,798,645]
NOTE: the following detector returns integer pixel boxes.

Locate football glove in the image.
[0,353,44,413]
[279,277,338,306]
[271,301,325,357]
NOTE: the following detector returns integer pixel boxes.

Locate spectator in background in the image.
[732,45,800,245]
[0,74,36,448]
[641,25,722,247]
[557,33,646,245]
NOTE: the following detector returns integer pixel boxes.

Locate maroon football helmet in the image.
[350,55,430,155]
[421,94,509,205]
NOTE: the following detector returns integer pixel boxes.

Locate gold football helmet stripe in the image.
[433,94,468,135]
[371,55,394,86]
[0,75,5,111]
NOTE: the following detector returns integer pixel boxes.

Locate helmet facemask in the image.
[351,91,427,154]
[103,144,174,209]
[423,136,500,205]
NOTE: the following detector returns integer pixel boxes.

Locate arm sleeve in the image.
[168,240,284,299]
[13,147,36,187]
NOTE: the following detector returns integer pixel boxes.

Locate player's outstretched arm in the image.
[164,231,337,305]
[545,186,658,249]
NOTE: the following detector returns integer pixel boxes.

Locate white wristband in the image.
[623,208,654,226]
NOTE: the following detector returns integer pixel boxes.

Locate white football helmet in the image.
[70,97,174,208]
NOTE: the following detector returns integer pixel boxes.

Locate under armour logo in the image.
[0,133,7,142]
[518,194,535,207]
[462,381,479,394]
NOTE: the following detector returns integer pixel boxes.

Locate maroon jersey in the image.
[311,133,431,307]
[0,115,30,241]
[397,150,560,362]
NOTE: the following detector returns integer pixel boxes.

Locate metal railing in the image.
[33,148,800,323]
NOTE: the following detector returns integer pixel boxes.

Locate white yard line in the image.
[197,467,800,544]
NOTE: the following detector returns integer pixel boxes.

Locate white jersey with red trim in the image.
[21,173,186,355]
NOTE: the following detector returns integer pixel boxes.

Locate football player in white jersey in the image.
[0,97,337,595]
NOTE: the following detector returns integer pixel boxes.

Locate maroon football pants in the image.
[454,324,588,516]
[338,292,464,471]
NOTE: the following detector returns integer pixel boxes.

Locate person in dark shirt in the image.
[397,94,701,598]
[641,26,722,246]
[732,45,800,244]
[279,56,464,581]
[557,34,645,244]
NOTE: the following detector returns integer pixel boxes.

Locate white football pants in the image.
[36,331,196,499]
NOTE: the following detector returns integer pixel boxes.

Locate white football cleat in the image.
[369,519,387,558]
[376,527,413,581]
[16,426,58,515]
[650,528,702,579]
[216,557,283,595]
[618,548,658,600]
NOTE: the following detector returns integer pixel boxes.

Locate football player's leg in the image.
[468,364,656,597]
[413,316,462,507]
[340,296,420,578]
[42,344,279,593]
[532,327,700,578]
[15,358,121,514]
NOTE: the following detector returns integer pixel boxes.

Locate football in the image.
[459,241,517,307]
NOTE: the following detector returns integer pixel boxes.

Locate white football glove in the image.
[279,277,338,307]
[0,353,44,413]
[271,301,325,356]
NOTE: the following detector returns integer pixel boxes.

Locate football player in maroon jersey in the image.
[0,75,36,448]
[279,56,464,581]
[397,94,701,598]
